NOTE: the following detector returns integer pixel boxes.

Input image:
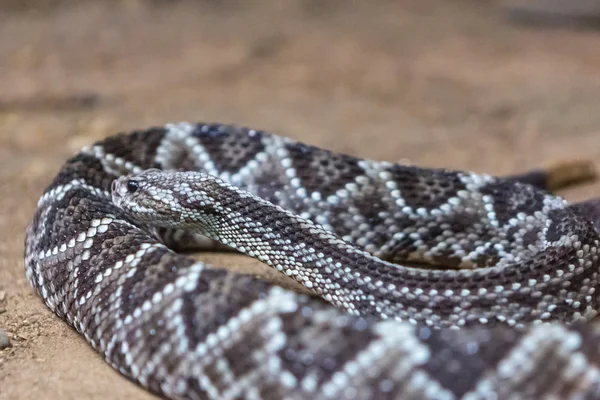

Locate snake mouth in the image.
[110,177,129,207]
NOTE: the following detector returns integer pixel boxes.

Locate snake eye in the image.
[126,180,140,193]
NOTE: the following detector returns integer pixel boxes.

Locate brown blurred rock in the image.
[505,0,600,27]
[0,328,11,350]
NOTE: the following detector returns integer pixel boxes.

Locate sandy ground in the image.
[1,1,600,399]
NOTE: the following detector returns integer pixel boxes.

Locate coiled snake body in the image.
[24,122,600,399]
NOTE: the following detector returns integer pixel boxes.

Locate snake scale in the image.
[24,122,600,399]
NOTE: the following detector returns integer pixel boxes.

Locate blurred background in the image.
[0,1,599,399]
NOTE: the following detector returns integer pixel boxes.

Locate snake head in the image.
[111,170,169,224]
[111,170,228,234]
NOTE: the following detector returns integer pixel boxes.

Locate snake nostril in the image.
[111,180,118,194]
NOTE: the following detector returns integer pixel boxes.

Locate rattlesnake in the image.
[24,122,600,399]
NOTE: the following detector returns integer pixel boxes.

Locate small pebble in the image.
[0,328,12,350]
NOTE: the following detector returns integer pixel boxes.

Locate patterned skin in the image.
[24,122,600,399]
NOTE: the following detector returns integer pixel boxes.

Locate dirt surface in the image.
[1,1,600,398]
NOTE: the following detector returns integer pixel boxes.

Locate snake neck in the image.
[182,176,402,317]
